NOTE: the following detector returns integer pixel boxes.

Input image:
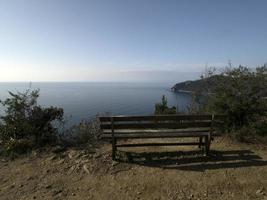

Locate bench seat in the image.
[101,132,211,139]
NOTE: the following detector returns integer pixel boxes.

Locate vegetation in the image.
[0,88,64,156]
[61,118,101,148]
[186,92,204,114]
[171,74,225,94]
[154,95,176,114]
[176,64,267,141]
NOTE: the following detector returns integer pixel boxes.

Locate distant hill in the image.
[171,75,224,93]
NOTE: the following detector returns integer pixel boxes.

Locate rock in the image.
[45,184,52,189]
[26,176,34,181]
[52,189,62,196]
[256,189,264,196]
[9,184,15,189]
[48,155,57,161]
[112,161,119,167]
[69,165,76,173]
[83,164,90,174]
[57,159,65,165]
[68,150,80,159]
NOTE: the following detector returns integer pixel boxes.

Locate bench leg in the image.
[112,138,117,160]
[199,137,203,149]
[204,135,211,156]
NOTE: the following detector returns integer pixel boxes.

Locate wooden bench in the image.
[99,114,224,160]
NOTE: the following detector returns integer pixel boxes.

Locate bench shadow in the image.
[116,149,267,171]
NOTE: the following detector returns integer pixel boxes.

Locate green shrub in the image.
[61,118,101,149]
[0,88,64,155]
[3,138,33,155]
[209,66,267,128]
[155,95,177,115]
[232,122,267,143]
[202,65,267,140]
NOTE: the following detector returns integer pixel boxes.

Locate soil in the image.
[0,137,267,200]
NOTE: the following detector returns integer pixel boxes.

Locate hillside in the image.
[171,75,224,93]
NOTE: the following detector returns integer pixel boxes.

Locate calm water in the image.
[0,82,192,125]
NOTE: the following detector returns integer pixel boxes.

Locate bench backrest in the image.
[99,114,224,133]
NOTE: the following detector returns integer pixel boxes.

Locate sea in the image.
[0,82,192,126]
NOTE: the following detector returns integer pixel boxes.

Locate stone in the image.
[48,155,57,161]
[57,159,65,165]
[45,184,52,189]
[83,164,90,174]
[112,161,119,167]
[52,189,63,196]
[68,150,80,159]
[256,189,263,196]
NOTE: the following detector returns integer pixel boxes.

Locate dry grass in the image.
[0,136,267,200]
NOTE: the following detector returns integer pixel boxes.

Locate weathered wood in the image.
[98,114,225,160]
[99,114,213,122]
[111,117,116,160]
[100,121,212,130]
[199,137,203,148]
[204,135,210,156]
[101,132,210,139]
[102,127,211,134]
[116,142,200,147]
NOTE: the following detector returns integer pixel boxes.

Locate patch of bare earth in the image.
[0,137,267,200]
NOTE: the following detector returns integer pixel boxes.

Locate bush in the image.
[233,122,267,143]
[203,65,267,139]
[154,95,177,115]
[60,118,101,149]
[2,138,33,156]
[186,92,205,114]
[0,88,64,155]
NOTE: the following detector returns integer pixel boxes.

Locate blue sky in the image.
[0,0,267,82]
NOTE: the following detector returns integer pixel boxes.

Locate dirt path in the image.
[0,137,267,200]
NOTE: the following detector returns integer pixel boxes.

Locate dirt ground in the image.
[0,137,267,200]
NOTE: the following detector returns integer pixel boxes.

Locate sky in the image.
[0,0,267,83]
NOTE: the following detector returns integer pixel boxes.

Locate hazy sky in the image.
[0,0,267,82]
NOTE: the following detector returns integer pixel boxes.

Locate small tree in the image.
[206,65,267,131]
[0,88,63,153]
[187,92,202,114]
[155,95,176,115]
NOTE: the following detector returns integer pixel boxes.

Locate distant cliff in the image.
[171,75,224,93]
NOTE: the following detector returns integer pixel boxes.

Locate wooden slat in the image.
[100,121,212,130]
[116,142,200,147]
[101,132,209,139]
[102,128,211,134]
[99,114,212,122]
